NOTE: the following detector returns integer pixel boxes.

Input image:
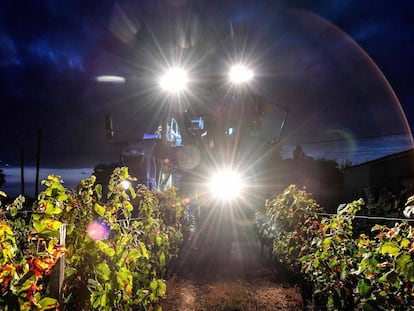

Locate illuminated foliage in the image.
[0,179,65,310]
[62,167,187,310]
[258,185,414,310]
[0,167,187,310]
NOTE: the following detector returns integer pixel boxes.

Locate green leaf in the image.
[129,186,136,199]
[157,280,166,297]
[150,279,158,292]
[91,291,102,309]
[38,297,58,310]
[117,267,132,283]
[139,242,149,260]
[66,224,75,235]
[95,184,103,201]
[396,252,414,281]
[96,240,115,257]
[380,241,400,256]
[0,191,6,197]
[0,222,14,237]
[159,252,166,268]
[117,267,133,294]
[41,200,63,215]
[126,249,142,261]
[118,167,128,180]
[340,269,347,281]
[9,206,17,217]
[96,262,111,281]
[400,238,410,248]
[150,279,166,297]
[123,201,134,212]
[322,237,331,249]
[94,203,106,217]
[65,267,77,278]
[357,279,370,296]
[327,296,334,308]
[32,218,62,235]
[100,293,108,308]
[328,259,338,269]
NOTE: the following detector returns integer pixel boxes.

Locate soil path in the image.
[160,214,303,310]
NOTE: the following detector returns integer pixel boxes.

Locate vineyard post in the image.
[58,224,67,303]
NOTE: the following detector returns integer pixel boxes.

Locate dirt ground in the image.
[160,277,303,311]
[160,215,304,310]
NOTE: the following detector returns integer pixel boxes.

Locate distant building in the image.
[344,149,414,201]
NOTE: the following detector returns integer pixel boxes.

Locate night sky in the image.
[1,0,413,196]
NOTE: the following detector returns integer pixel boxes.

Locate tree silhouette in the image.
[293,145,305,160]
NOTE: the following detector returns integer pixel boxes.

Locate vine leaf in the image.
[380,241,400,256]
[38,297,58,310]
[96,262,111,281]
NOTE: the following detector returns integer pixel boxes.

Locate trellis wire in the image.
[316,212,414,223]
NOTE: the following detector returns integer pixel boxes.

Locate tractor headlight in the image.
[208,169,244,201]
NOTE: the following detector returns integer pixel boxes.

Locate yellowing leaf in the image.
[139,242,149,260]
[400,238,410,248]
[38,297,58,310]
[123,201,134,212]
[33,218,62,235]
[94,203,105,217]
[380,241,400,256]
[48,175,62,182]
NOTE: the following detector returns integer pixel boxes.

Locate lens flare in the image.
[208,170,244,201]
[159,68,188,93]
[87,220,110,241]
[95,75,125,84]
[229,65,254,84]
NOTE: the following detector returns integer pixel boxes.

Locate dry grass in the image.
[159,277,303,311]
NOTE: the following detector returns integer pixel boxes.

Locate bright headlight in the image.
[208,169,244,201]
[159,68,188,93]
[229,64,254,84]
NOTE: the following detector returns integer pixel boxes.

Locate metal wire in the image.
[316,212,414,223]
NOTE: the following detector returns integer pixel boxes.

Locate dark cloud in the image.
[0,34,18,66]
